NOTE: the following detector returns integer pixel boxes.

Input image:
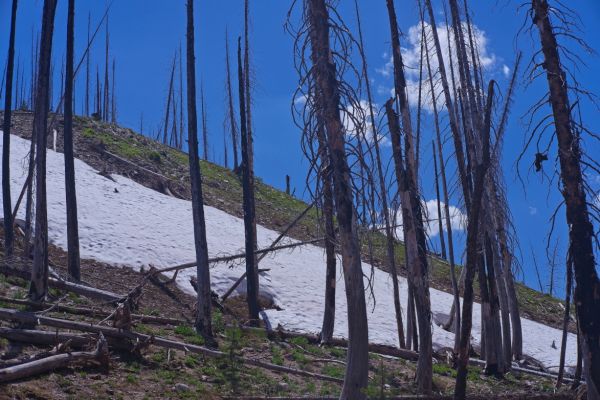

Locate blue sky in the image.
[1,0,599,297]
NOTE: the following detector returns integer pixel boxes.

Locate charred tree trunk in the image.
[103,17,109,122]
[2,0,18,258]
[385,0,433,392]
[178,44,184,150]
[111,59,116,124]
[63,0,81,282]
[185,0,214,345]
[317,123,336,345]
[225,32,239,170]
[85,12,90,116]
[556,253,573,389]
[30,0,58,303]
[454,81,494,400]
[354,0,405,350]
[200,82,208,160]
[532,2,600,396]
[163,55,176,146]
[432,144,447,260]
[237,38,259,325]
[307,1,369,397]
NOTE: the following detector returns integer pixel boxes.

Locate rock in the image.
[277,382,289,391]
[173,383,191,392]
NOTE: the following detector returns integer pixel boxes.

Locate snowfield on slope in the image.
[0,133,576,371]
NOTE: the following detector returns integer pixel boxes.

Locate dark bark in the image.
[317,124,336,345]
[385,0,433,392]
[454,81,494,400]
[307,1,369,397]
[200,82,208,160]
[2,0,18,257]
[103,16,109,122]
[556,254,573,389]
[29,0,58,303]
[185,0,214,344]
[432,144,447,260]
[532,2,600,397]
[225,31,239,169]
[163,55,176,145]
[353,0,405,350]
[64,0,81,281]
[237,38,259,324]
[178,44,184,150]
[85,12,90,116]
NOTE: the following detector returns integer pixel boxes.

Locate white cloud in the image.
[294,93,308,106]
[377,21,498,113]
[388,199,466,240]
[502,64,510,78]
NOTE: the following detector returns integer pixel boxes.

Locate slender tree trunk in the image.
[185,0,214,345]
[354,0,405,349]
[454,81,494,400]
[111,59,115,124]
[317,123,336,345]
[432,144,447,260]
[532,2,600,396]
[556,254,573,389]
[103,16,109,122]
[179,44,184,150]
[64,0,81,282]
[307,1,369,397]
[2,0,18,258]
[225,32,239,170]
[30,0,58,303]
[85,12,90,116]
[163,55,176,146]
[237,38,259,325]
[385,0,432,392]
[200,82,208,160]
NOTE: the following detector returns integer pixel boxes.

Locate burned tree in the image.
[185,0,214,345]
[30,0,58,302]
[530,0,600,396]
[63,0,81,281]
[2,0,18,257]
[224,31,239,170]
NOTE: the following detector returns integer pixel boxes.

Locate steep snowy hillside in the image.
[0,133,577,372]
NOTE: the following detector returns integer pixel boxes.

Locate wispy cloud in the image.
[389,199,466,240]
[529,206,538,216]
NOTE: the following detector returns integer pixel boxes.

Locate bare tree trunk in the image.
[454,81,494,400]
[185,0,214,346]
[532,2,600,396]
[103,16,109,122]
[30,0,58,303]
[178,44,184,150]
[432,144,446,260]
[307,1,369,397]
[111,59,115,124]
[200,82,208,160]
[317,123,336,345]
[163,55,176,146]
[385,0,432,392]
[225,31,239,170]
[2,0,18,258]
[237,38,259,325]
[85,12,90,116]
[353,0,405,350]
[64,0,81,282]
[556,253,573,389]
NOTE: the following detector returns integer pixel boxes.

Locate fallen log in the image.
[0,308,342,384]
[0,264,123,303]
[0,296,185,325]
[0,327,133,352]
[0,333,108,383]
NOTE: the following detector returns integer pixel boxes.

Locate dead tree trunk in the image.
[317,123,336,345]
[2,0,18,258]
[178,44,184,150]
[454,81,494,400]
[432,144,447,260]
[85,12,90,116]
[307,1,369,397]
[30,0,58,303]
[225,31,239,170]
[354,0,405,350]
[163,55,176,146]
[185,0,214,345]
[385,0,433,392]
[111,59,116,123]
[237,38,259,325]
[532,1,600,396]
[200,82,208,160]
[556,253,573,389]
[103,16,109,122]
[63,0,81,282]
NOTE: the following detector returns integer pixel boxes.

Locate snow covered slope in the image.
[0,133,576,371]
